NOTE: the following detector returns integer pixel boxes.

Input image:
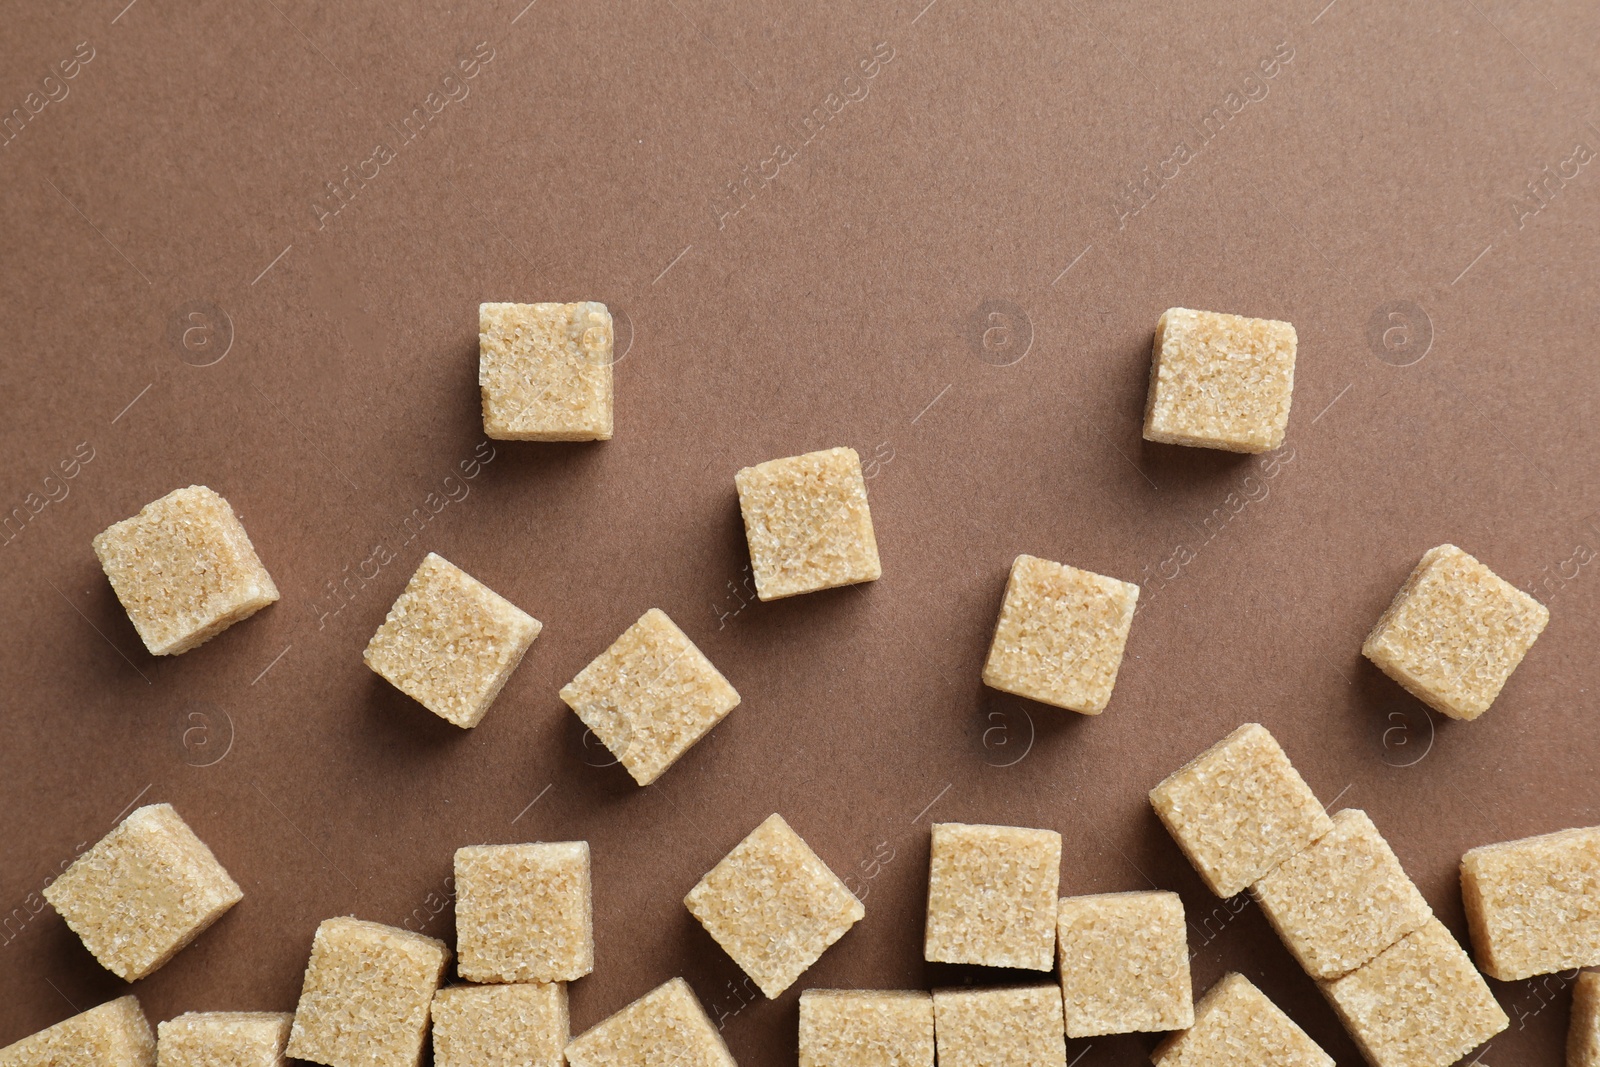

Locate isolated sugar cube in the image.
[286,917,449,1067]
[480,302,613,441]
[559,608,740,785]
[924,822,1061,971]
[982,553,1139,714]
[1571,972,1600,1067]
[1142,307,1297,453]
[1056,890,1193,1037]
[156,1013,292,1067]
[797,990,933,1067]
[42,803,242,981]
[431,984,567,1067]
[454,841,593,983]
[1459,824,1600,980]
[931,985,1065,1067]
[92,485,279,655]
[564,978,735,1067]
[1149,722,1331,898]
[685,813,864,999]
[1152,973,1332,1067]
[0,996,154,1067]
[735,446,882,600]
[1252,808,1432,979]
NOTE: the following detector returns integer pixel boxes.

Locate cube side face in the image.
[1570,972,1600,1067]
[156,1013,292,1067]
[1152,974,1332,1067]
[735,447,882,601]
[454,842,594,984]
[1142,308,1297,454]
[925,823,1062,971]
[479,302,613,441]
[1459,826,1600,981]
[931,986,1065,1067]
[1,996,156,1067]
[430,984,567,1067]
[564,978,736,1067]
[1056,891,1193,1037]
[797,991,934,1067]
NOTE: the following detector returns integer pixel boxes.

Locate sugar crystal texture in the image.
[1570,971,1600,1067]
[924,822,1062,971]
[454,841,593,984]
[931,985,1065,1067]
[430,983,567,1067]
[1142,307,1297,453]
[735,447,882,600]
[563,978,737,1067]
[480,302,612,440]
[1459,825,1600,980]
[797,990,933,1067]
[0,996,155,1067]
[1151,973,1333,1067]
[156,1013,292,1067]
[1057,890,1194,1037]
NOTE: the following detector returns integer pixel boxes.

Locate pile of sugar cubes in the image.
[4,302,1596,1067]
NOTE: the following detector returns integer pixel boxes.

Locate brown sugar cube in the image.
[430,984,567,1067]
[1142,307,1297,453]
[363,552,541,729]
[286,917,449,1067]
[559,608,740,785]
[735,447,882,600]
[931,985,1065,1067]
[454,841,593,983]
[156,1013,292,1067]
[797,990,933,1067]
[42,803,242,981]
[925,822,1061,971]
[1571,971,1600,1067]
[1149,722,1332,898]
[92,485,278,655]
[564,978,736,1067]
[1319,917,1507,1067]
[1252,808,1432,980]
[1460,825,1600,981]
[0,996,155,1067]
[1057,890,1193,1037]
[982,554,1139,715]
[685,814,864,999]
[479,302,612,441]
[1151,973,1333,1067]
[1362,544,1549,721]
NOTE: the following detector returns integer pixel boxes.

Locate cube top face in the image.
[430,983,568,1067]
[286,917,450,1067]
[1571,972,1600,1067]
[363,552,542,729]
[924,822,1062,971]
[1363,544,1549,721]
[1319,917,1508,1067]
[1252,808,1432,980]
[1056,890,1193,1037]
[685,814,865,999]
[479,301,613,441]
[92,485,279,656]
[1460,825,1600,980]
[797,990,933,1067]
[931,985,1065,1067]
[1148,723,1332,898]
[981,554,1139,715]
[1142,307,1297,454]
[156,1013,292,1067]
[1152,974,1332,1067]
[42,803,243,982]
[453,841,594,984]
[735,446,882,601]
[563,978,736,1067]
[0,996,155,1067]
[559,608,740,785]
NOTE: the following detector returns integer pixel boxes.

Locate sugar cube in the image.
[797,990,933,1067]
[156,1013,291,1067]
[0,996,154,1067]
[1057,890,1193,1037]
[924,822,1062,971]
[430,984,567,1067]
[931,985,1065,1067]
[564,977,736,1067]
[479,302,613,441]
[1459,825,1600,980]
[1151,973,1333,1067]
[734,447,882,601]
[1570,971,1600,1067]
[1142,307,1297,453]
[454,841,593,983]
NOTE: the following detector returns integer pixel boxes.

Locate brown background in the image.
[2,0,1597,1062]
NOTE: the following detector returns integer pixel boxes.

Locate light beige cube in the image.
[1253,808,1432,979]
[563,978,735,1067]
[797,990,933,1067]
[286,917,449,1067]
[1057,890,1193,1037]
[454,841,593,983]
[1363,544,1549,721]
[92,485,278,655]
[1460,825,1600,981]
[479,301,612,441]
[0,996,154,1067]
[931,985,1064,1067]
[1319,917,1507,1067]
[1151,973,1332,1067]
[430,984,567,1067]
[1143,307,1297,453]
[925,822,1061,971]
[1149,722,1332,898]
[1571,971,1600,1067]
[42,803,242,981]
[735,447,882,601]
[559,607,740,785]
[685,813,864,999]
[156,1013,292,1067]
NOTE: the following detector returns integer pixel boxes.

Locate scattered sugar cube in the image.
[564,978,735,1067]
[1319,917,1507,1067]
[1253,808,1432,979]
[480,302,613,441]
[924,822,1062,971]
[1459,824,1600,980]
[454,841,593,983]
[1571,971,1600,1067]
[1142,307,1297,453]
[92,485,278,655]
[42,803,242,981]
[431,984,567,1067]
[981,553,1139,714]
[685,814,864,999]
[1362,544,1549,721]
[931,985,1065,1067]
[156,1013,291,1067]
[797,990,933,1067]
[1056,890,1193,1037]
[286,917,449,1067]
[1152,973,1333,1067]
[734,447,882,601]
[0,996,154,1067]
[559,608,740,785]
[1149,722,1332,898]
